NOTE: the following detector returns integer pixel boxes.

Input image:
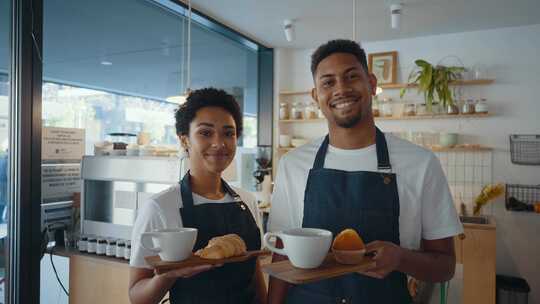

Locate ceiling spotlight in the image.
[390,3,402,30]
[283,19,295,42]
[100,60,112,66]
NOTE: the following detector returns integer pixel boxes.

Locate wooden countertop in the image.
[52,246,129,265]
[461,215,496,231]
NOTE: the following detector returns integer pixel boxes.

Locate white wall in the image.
[275,24,540,302]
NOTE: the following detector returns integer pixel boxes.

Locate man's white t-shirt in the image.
[130,185,262,269]
[268,134,463,250]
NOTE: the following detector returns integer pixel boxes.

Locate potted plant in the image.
[400,59,464,112]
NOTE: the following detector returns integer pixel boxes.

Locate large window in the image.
[43,0,262,150]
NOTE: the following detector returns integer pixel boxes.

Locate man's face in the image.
[312,53,377,129]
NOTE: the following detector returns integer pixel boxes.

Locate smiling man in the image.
[267,39,463,304]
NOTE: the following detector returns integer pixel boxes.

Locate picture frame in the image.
[368,51,398,85]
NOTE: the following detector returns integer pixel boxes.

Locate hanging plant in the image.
[400,59,464,110]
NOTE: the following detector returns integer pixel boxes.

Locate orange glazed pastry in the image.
[332,229,365,251]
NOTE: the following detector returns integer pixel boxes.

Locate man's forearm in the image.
[397,247,456,282]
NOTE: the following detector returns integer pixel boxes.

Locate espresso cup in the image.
[264,228,332,269]
[141,228,197,262]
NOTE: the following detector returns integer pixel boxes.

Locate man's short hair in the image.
[311,39,368,76]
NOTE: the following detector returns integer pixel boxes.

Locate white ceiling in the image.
[191,0,540,49]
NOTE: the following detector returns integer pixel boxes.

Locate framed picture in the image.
[368,51,398,85]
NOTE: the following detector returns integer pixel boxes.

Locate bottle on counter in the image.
[116,240,125,259]
[124,241,131,260]
[87,236,97,253]
[96,238,107,255]
[78,235,88,252]
[106,238,117,257]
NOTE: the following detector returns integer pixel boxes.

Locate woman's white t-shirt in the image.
[130,185,262,269]
[268,134,463,251]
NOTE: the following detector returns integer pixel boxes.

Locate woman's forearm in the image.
[129,274,175,304]
[254,259,268,304]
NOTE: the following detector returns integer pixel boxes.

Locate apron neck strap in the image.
[312,127,392,171]
[180,171,241,209]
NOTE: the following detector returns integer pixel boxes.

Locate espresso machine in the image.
[252,145,272,191]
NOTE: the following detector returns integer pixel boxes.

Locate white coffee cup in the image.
[141,228,197,262]
[279,134,291,148]
[264,228,332,269]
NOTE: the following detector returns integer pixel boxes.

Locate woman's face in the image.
[181,106,237,175]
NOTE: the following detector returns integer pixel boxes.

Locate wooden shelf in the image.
[279,118,326,123]
[379,79,494,89]
[428,145,493,152]
[279,113,491,123]
[279,90,311,96]
[375,113,492,121]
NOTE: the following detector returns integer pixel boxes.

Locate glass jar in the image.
[381,98,394,117]
[372,101,380,117]
[304,102,318,120]
[96,238,107,255]
[115,240,125,258]
[416,103,427,116]
[87,236,97,253]
[430,102,441,115]
[78,235,88,252]
[289,102,303,120]
[447,104,460,115]
[461,99,475,114]
[124,241,132,260]
[279,102,289,120]
[403,103,416,116]
[106,239,117,257]
[475,98,488,113]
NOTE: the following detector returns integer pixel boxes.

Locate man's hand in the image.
[359,241,404,279]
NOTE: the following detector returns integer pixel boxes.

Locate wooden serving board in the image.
[261,253,375,285]
[145,250,270,274]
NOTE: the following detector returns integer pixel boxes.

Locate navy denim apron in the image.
[169,172,262,304]
[286,128,411,304]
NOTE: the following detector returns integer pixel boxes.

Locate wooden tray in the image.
[261,253,375,284]
[145,250,270,274]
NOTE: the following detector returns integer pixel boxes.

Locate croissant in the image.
[194,234,247,259]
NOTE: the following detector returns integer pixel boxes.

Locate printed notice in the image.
[42,127,85,161]
[42,164,81,202]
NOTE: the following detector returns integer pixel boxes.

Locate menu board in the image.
[42,164,81,202]
[42,127,85,162]
[42,127,84,202]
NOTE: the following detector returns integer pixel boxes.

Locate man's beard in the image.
[335,109,363,128]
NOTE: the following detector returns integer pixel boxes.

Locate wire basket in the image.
[509,135,540,165]
[505,184,540,212]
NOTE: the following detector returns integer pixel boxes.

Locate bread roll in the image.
[195,234,247,259]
